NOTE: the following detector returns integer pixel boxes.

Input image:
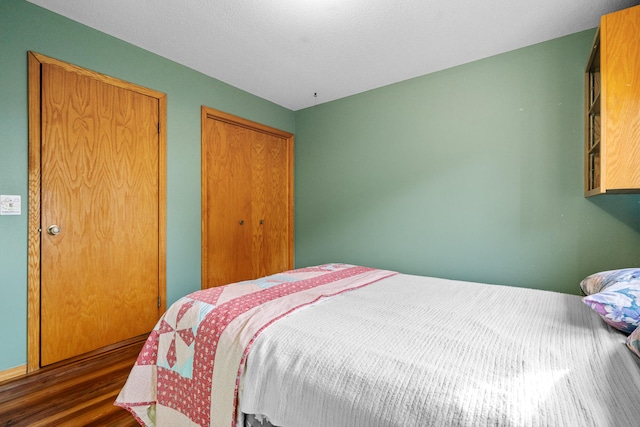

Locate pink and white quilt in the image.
[115,264,397,427]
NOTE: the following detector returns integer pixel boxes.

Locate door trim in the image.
[27,52,167,372]
[200,106,295,289]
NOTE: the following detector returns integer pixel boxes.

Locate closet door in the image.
[203,117,253,287]
[201,107,294,288]
[252,133,291,278]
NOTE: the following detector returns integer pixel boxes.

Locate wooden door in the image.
[252,133,291,278]
[201,107,294,288]
[28,53,166,368]
[203,117,254,286]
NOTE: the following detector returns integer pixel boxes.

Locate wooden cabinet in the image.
[584,5,640,196]
[201,107,294,288]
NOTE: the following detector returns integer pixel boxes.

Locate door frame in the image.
[200,106,294,289]
[27,52,167,372]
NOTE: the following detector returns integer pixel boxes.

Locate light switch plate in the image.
[0,195,21,215]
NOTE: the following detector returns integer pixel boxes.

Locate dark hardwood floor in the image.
[0,338,144,426]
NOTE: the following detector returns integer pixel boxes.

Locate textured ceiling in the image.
[26,0,640,111]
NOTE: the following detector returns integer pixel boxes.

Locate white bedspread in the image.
[239,274,640,427]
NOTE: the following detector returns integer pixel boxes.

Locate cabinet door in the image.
[600,5,640,191]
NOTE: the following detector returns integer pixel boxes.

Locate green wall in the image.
[0,1,295,371]
[294,30,640,293]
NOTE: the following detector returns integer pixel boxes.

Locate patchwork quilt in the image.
[115,264,397,426]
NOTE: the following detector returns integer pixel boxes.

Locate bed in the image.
[115,263,640,426]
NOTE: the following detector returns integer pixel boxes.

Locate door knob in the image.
[47,225,61,235]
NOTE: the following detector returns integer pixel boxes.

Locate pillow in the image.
[583,280,640,334]
[627,325,640,358]
[580,268,640,295]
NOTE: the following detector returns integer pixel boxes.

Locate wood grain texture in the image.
[257,134,290,278]
[40,62,160,365]
[602,5,640,191]
[587,5,640,195]
[27,52,43,373]
[201,107,294,288]
[0,366,27,384]
[28,52,167,370]
[0,337,143,426]
[203,117,254,287]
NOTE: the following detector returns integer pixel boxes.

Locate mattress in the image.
[238,273,640,427]
[116,264,640,426]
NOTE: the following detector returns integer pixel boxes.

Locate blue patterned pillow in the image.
[583,280,640,334]
[580,268,640,295]
[627,326,640,358]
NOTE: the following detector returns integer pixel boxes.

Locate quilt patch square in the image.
[157,299,215,378]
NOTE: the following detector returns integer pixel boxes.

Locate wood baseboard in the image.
[0,365,27,384]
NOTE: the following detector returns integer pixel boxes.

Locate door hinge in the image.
[158,296,161,308]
